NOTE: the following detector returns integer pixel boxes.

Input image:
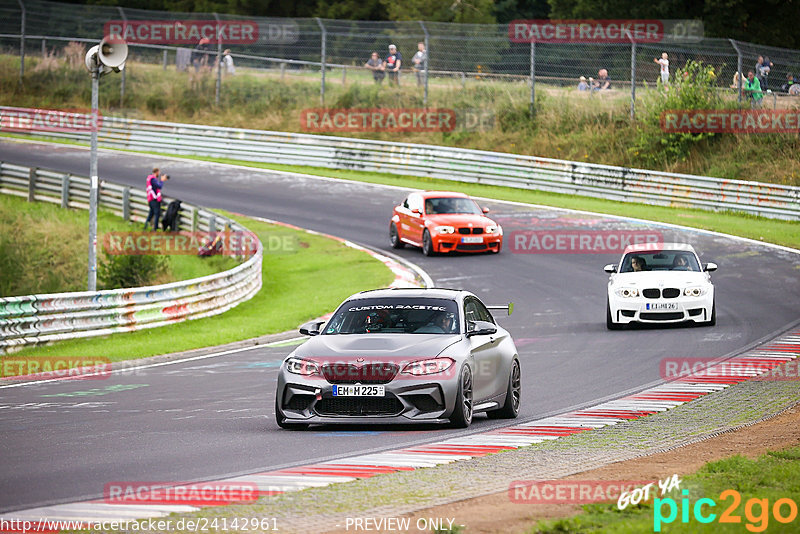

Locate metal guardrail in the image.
[0,160,263,353]
[2,106,798,220]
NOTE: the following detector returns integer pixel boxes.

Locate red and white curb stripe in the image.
[4,329,797,527]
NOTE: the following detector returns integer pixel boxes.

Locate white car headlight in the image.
[285,357,320,376]
[485,225,498,234]
[401,358,455,376]
[434,225,455,234]
[615,287,640,298]
[683,287,707,297]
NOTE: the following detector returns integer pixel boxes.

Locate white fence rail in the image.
[0,160,262,353]
[2,106,797,220]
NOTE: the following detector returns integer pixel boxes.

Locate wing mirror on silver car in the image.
[466,320,498,337]
[299,320,325,336]
[704,262,718,272]
[604,264,617,273]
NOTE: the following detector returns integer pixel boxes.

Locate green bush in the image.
[99,253,168,289]
[631,60,728,167]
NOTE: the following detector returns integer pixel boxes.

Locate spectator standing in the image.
[144,168,169,231]
[222,49,235,75]
[577,76,589,91]
[654,52,669,85]
[743,71,763,108]
[412,42,427,87]
[192,38,210,72]
[384,44,402,86]
[364,52,385,84]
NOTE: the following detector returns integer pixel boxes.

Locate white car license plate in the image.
[332,385,385,396]
[461,236,483,244]
[645,302,679,311]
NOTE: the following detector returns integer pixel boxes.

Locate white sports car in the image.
[604,243,716,329]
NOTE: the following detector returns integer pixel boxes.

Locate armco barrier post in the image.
[61,174,70,208]
[122,187,130,221]
[162,49,168,70]
[191,207,198,231]
[27,168,36,202]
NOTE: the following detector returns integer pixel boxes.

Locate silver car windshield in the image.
[621,251,701,273]
[324,298,460,335]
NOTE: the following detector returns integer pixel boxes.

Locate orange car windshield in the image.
[425,197,481,215]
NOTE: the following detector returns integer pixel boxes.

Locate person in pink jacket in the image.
[144,168,169,231]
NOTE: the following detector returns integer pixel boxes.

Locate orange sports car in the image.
[390,191,503,255]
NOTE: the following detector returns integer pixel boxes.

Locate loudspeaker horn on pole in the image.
[84,37,128,75]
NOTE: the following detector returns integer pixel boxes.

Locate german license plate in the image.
[332,385,385,396]
[461,236,483,244]
[645,303,679,311]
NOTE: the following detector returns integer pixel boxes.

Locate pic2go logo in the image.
[653,489,799,532]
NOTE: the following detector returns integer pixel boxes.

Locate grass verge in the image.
[0,193,236,296]
[533,445,800,533]
[4,210,395,362]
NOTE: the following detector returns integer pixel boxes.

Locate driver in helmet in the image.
[364,310,390,333]
[435,312,457,334]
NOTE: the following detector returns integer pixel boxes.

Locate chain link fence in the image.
[1,0,799,114]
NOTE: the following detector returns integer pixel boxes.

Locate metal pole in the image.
[419,21,429,108]
[630,38,637,120]
[41,39,45,57]
[89,66,99,291]
[316,18,326,106]
[214,13,222,106]
[162,49,167,70]
[17,0,25,83]
[729,39,743,104]
[117,7,127,108]
[529,41,536,116]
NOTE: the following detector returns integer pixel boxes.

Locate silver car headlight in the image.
[615,287,640,298]
[683,287,707,297]
[285,357,320,376]
[401,357,455,376]
[434,225,455,234]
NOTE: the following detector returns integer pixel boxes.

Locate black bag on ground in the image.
[161,200,182,231]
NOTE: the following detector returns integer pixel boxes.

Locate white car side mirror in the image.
[604,264,617,273]
[704,262,718,272]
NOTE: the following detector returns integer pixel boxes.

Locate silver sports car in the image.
[275,288,520,429]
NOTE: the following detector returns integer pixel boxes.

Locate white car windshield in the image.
[425,197,481,215]
[324,298,460,335]
[621,251,701,273]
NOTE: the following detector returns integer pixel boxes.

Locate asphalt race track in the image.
[1,140,799,512]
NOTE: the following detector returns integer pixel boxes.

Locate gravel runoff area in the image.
[198,361,800,534]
